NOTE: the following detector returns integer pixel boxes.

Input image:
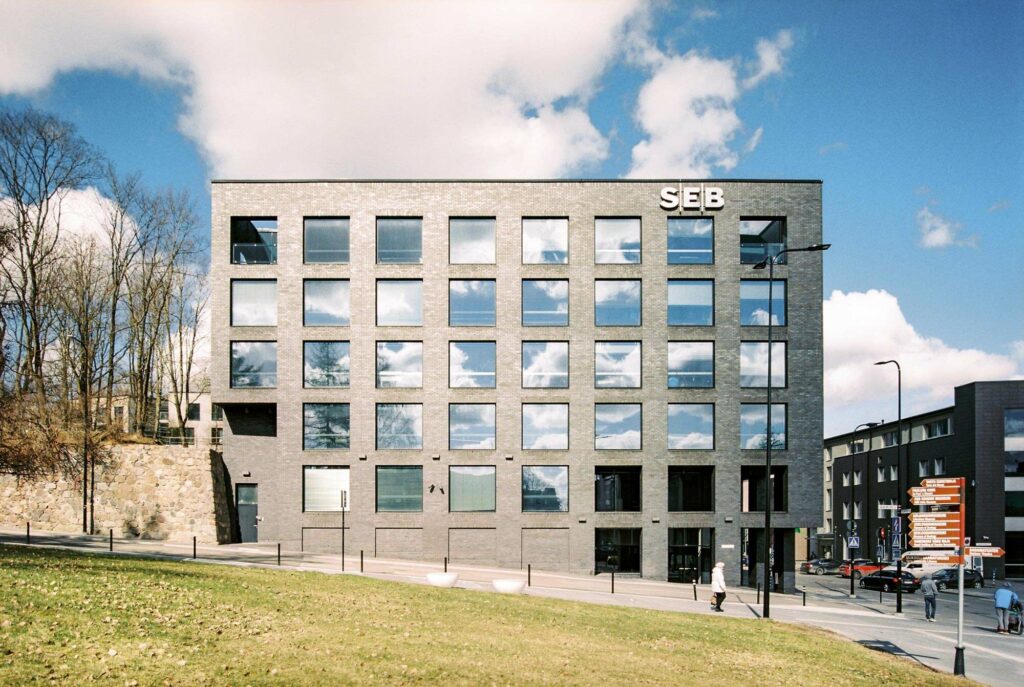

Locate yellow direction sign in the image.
[964,546,1005,558]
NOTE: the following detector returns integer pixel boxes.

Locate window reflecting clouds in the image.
[377,218,422,264]
[230,341,276,388]
[668,404,714,450]
[594,341,641,388]
[376,466,422,511]
[522,218,568,264]
[376,403,423,449]
[449,280,496,326]
[740,280,786,326]
[739,342,786,388]
[522,341,569,388]
[522,466,569,511]
[304,341,350,388]
[740,403,786,450]
[377,280,423,326]
[450,218,495,264]
[304,218,349,263]
[667,218,713,264]
[667,341,714,388]
[522,279,569,326]
[304,280,350,326]
[522,403,569,450]
[668,280,713,326]
[449,404,496,450]
[449,341,496,388]
[231,280,277,326]
[595,279,641,326]
[303,403,350,450]
[595,218,640,263]
[376,341,423,388]
[595,403,641,450]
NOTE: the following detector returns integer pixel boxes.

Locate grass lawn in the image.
[0,546,970,686]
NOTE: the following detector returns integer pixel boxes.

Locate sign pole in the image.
[341,489,348,572]
[954,477,965,676]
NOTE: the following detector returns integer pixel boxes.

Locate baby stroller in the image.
[1009,600,1024,636]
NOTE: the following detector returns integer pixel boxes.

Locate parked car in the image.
[838,559,887,579]
[859,570,921,593]
[928,567,984,590]
[800,558,842,575]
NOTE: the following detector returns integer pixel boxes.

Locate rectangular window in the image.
[304,217,349,263]
[376,280,423,326]
[739,342,786,387]
[595,466,642,512]
[449,280,496,326]
[925,418,950,438]
[740,218,786,264]
[303,403,350,450]
[522,341,569,388]
[522,279,569,326]
[667,341,714,388]
[304,341,350,388]
[211,404,223,421]
[740,465,787,512]
[595,217,640,264]
[842,502,850,520]
[853,501,863,520]
[376,404,423,449]
[303,466,350,512]
[449,217,496,264]
[667,217,713,264]
[449,403,496,450]
[376,341,423,388]
[740,403,786,450]
[668,404,714,450]
[522,218,568,264]
[877,466,886,483]
[304,279,350,326]
[230,217,277,265]
[376,466,422,512]
[740,280,786,326]
[918,459,930,477]
[667,280,713,326]
[595,279,641,326]
[889,465,898,481]
[595,403,641,450]
[668,527,714,583]
[522,403,568,450]
[376,217,422,264]
[1006,409,1024,474]
[159,399,168,421]
[187,403,200,421]
[668,466,714,511]
[933,457,945,475]
[449,466,496,512]
[825,489,832,511]
[849,440,865,454]
[210,427,222,445]
[1006,491,1024,518]
[595,528,641,573]
[231,280,277,326]
[594,341,641,388]
[449,341,496,388]
[522,466,568,512]
[853,469,862,486]
[230,341,277,388]
[842,472,850,487]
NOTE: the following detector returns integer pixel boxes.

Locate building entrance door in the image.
[236,484,258,543]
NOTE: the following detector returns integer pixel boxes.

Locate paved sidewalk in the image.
[3,528,1022,686]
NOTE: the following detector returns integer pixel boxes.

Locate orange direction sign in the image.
[910,512,960,522]
[964,546,1005,557]
[908,486,961,505]
[914,555,961,565]
[921,478,963,488]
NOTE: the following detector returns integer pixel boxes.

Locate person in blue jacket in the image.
[994,582,1019,633]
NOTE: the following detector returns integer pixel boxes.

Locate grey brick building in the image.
[210,179,825,588]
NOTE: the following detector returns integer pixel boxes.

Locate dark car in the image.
[928,567,984,590]
[859,570,921,593]
[800,558,842,575]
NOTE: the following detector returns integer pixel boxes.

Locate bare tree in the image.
[162,265,209,445]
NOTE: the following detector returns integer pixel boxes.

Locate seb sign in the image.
[659,185,725,211]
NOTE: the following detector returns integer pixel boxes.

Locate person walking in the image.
[921,574,938,622]
[711,561,727,613]
[994,582,1019,633]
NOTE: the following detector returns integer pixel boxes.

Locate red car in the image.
[838,559,887,579]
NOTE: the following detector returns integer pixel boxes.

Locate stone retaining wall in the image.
[0,445,231,544]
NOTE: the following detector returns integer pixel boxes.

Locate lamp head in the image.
[753,257,769,270]
[807,243,831,252]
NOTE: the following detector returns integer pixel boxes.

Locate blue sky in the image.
[0,0,1020,433]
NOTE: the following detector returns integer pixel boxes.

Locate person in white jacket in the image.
[711,561,727,612]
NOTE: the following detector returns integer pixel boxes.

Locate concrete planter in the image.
[492,578,527,594]
[426,572,459,588]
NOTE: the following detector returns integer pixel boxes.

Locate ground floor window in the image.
[303,466,350,512]
[595,528,641,574]
[376,466,422,512]
[668,528,714,583]
[449,466,495,512]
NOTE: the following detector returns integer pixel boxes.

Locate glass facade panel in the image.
[740,280,786,326]
[304,341,350,388]
[595,218,641,264]
[667,217,713,264]
[449,341,496,388]
[668,280,713,326]
[595,528,641,573]
[668,527,714,583]
[230,341,277,388]
[594,341,641,388]
[522,466,569,512]
[304,280,350,326]
[1006,409,1024,475]
[449,466,496,512]
[449,280,496,326]
[595,466,642,512]
[739,342,787,387]
[377,218,422,264]
[303,403,350,450]
[450,218,496,264]
[304,217,350,263]
[522,279,569,326]
[668,466,714,511]
[595,403,642,450]
[376,404,423,449]
[231,280,277,326]
[376,466,423,512]
[449,404,496,450]
[303,466,350,512]
[595,279,641,326]
[667,341,714,388]
[376,280,423,326]
[740,218,786,264]
[522,404,569,450]
[230,217,277,265]
[522,218,568,264]
[740,403,786,450]
[376,341,423,388]
[522,341,569,388]
[668,404,714,450]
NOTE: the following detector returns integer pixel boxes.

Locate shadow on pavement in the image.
[857,639,938,665]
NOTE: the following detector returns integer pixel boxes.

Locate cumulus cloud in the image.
[595,342,641,387]
[376,342,422,388]
[522,403,569,450]
[522,341,569,388]
[0,0,644,178]
[916,206,976,248]
[823,289,1022,435]
[742,30,794,89]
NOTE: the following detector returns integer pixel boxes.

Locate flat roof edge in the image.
[211,178,823,185]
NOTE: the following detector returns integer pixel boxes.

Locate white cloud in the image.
[594,279,640,304]
[743,126,763,154]
[522,403,569,449]
[668,432,713,450]
[522,219,569,263]
[595,342,641,387]
[824,289,1022,435]
[449,279,491,296]
[0,0,645,178]
[449,343,483,388]
[690,7,718,22]
[596,429,641,450]
[595,404,640,424]
[916,206,976,248]
[376,342,422,387]
[742,30,793,89]
[523,342,569,388]
[987,200,1011,213]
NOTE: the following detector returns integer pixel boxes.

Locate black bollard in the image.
[444,556,447,573]
[611,570,615,594]
[109,529,113,552]
[757,582,761,605]
[802,587,807,607]
[26,522,30,545]
[693,579,698,601]
[192,535,196,559]
[360,550,364,573]
[528,564,532,587]
[277,542,281,566]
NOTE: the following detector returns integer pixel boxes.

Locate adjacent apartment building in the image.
[822,380,1024,579]
[210,179,825,587]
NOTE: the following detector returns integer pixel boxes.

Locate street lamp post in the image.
[753,242,830,619]
[850,422,879,598]
[875,360,903,614]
